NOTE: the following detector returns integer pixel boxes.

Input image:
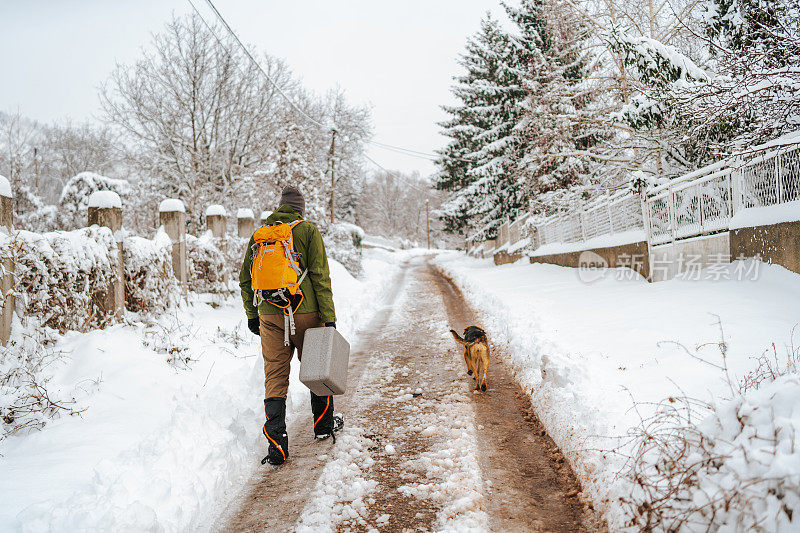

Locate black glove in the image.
[324,322,336,329]
[247,317,261,336]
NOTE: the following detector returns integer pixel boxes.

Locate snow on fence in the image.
[479,191,645,258]
[645,141,800,244]
[0,198,256,342]
[475,134,800,258]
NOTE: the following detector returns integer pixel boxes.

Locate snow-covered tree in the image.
[508,0,601,214]
[684,0,800,152]
[435,14,527,239]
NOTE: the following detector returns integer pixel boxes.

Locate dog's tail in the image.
[449,329,467,345]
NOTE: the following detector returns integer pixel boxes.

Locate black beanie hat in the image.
[279,186,305,217]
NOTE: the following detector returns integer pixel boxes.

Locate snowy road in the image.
[217,256,600,532]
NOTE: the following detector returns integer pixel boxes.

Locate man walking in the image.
[239,186,341,466]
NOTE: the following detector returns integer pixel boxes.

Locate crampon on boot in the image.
[314,414,344,443]
[311,393,343,442]
[261,397,288,465]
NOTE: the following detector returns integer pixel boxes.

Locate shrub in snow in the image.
[322,222,364,277]
[5,226,120,332]
[0,329,82,440]
[186,231,228,294]
[59,172,130,229]
[13,186,59,233]
[621,329,800,531]
[122,229,179,314]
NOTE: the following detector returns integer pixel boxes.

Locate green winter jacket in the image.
[239,205,336,323]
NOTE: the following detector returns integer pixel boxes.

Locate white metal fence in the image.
[471,135,800,257]
[645,142,800,245]
[534,191,644,249]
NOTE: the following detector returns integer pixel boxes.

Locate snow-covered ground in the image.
[434,253,800,530]
[0,248,404,531]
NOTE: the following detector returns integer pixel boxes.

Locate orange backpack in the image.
[250,220,307,345]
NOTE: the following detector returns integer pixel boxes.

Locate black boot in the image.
[311,392,342,441]
[262,397,288,465]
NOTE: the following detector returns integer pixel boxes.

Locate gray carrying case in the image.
[299,326,350,396]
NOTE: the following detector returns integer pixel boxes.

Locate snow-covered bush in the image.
[59,172,130,230]
[122,229,179,314]
[13,186,59,233]
[621,330,800,531]
[186,231,228,294]
[322,222,364,277]
[226,235,249,280]
[0,329,82,440]
[7,226,120,332]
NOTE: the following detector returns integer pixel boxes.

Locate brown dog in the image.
[450,326,490,391]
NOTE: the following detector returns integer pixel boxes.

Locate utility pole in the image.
[33,147,39,194]
[328,129,337,224]
[426,199,431,249]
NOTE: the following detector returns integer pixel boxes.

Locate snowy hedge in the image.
[186,231,228,294]
[122,229,179,314]
[5,226,119,332]
[323,222,364,277]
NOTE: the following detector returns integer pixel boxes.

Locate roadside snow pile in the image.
[0,248,405,531]
[0,297,262,531]
[624,373,800,531]
[433,253,800,531]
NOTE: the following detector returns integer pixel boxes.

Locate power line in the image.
[192,0,329,131]
[190,0,458,163]
[189,0,441,186]
[362,153,430,193]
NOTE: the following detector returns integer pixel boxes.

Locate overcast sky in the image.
[0,0,508,177]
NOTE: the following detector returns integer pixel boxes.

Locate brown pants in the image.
[260,312,323,399]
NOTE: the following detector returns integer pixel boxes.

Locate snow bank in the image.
[0,248,405,531]
[158,199,185,213]
[236,208,254,219]
[0,175,11,198]
[87,190,122,209]
[205,204,226,217]
[730,199,800,229]
[433,253,800,530]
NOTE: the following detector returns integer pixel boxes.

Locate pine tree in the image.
[508,0,600,214]
[435,14,528,239]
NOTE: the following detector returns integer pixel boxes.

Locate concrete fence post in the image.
[88,191,125,317]
[1,175,14,346]
[206,204,228,287]
[206,204,227,240]
[259,210,270,227]
[159,199,187,294]
[237,208,255,238]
